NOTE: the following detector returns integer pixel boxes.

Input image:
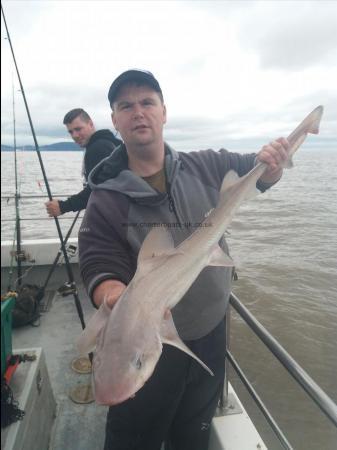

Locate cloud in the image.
[1,0,336,148]
[163,101,331,152]
[1,81,116,145]
[236,1,337,70]
[189,1,337,69]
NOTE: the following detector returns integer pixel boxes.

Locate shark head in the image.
[93,319,163,405]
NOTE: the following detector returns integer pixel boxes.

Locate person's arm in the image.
[79,189,135,308]
[59,140,116,215]
[215,137,289,187]
[46,138,120,217]
[187,142,287,195]
[58,185,91,213]
[45,186,91,216]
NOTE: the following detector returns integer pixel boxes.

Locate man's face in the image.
[66,116,95,147]
[111,84,166,148]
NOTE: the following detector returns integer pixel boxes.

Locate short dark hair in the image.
[63,108,92,125]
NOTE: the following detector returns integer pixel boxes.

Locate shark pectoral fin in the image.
[138,227,175,263]
[208,245,234,267]
[160,313,214,376]
[76,300,111,355]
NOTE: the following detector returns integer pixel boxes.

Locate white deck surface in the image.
[210,384,267,450]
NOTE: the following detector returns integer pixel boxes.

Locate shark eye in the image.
[134,355,143,370]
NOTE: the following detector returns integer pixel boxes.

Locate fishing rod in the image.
[12,79,23,287]
[42,210,81,295]
[1,5,86,330]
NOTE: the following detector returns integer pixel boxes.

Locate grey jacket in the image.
[79,143,270,340]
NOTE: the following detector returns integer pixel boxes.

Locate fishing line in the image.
[13,265,34,288]
[1,5,86,330]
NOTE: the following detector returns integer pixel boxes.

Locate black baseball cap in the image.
[108,69,163,106]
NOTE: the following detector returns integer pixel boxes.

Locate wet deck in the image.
[2,265,108,450]
[1,263,267,450]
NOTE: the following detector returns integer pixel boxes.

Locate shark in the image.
[77,105,324,405]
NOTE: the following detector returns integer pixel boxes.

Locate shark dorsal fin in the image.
[220,169,258,202]
[220,170,240,194]
[138,227,175,263]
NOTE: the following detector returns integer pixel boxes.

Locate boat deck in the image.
[1,263,267,450]
[2,265,107,450]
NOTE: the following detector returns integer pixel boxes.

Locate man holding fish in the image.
[78,69,318,450]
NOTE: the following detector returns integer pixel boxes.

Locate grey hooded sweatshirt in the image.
[79,143,270,340]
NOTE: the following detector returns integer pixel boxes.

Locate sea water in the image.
[1,149,337,449]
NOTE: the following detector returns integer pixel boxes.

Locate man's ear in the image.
[111,111,117,130]
[163,104,167,125]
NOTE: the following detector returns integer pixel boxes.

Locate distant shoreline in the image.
[1,142,81,152]
[1,149,82,152]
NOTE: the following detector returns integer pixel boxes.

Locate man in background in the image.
[45,108,122,217]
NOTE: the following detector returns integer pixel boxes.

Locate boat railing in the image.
[1,194,84,222]
[2,194,337,447]
[1,217,83,222]
[1,194,73,199]
[220,292,337,450]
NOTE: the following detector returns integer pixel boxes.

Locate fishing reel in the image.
[66,244,77,258]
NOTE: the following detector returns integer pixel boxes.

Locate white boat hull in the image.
[1,238,79,268]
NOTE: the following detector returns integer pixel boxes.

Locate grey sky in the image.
[1,0,336,151]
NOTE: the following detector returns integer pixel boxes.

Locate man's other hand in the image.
[45,200,61,217]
